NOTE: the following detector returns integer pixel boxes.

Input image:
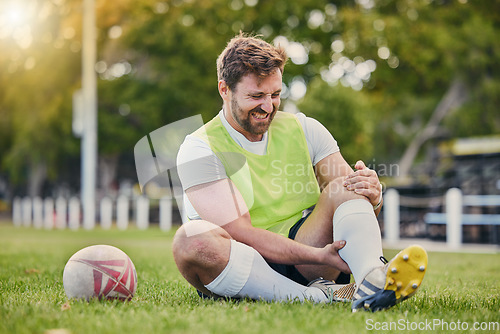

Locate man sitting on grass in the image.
[173,33,427,312]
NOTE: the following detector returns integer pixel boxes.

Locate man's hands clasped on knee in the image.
[343,160,382,210]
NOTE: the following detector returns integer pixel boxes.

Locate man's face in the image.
[223,68,282,142]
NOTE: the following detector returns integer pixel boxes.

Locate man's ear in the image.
[218,80,230,101]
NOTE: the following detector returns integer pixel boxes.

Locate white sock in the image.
[205,239,327,303]
[333,199,384,284]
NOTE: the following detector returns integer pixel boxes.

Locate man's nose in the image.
[261,95,273,113]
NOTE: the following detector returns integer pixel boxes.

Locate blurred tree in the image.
[1,0,499,196]
[0,0,82,196]
[338,0,500,166]
[298,78,373,164]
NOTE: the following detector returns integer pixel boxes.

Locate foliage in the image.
[298,78,373,163]
[356,0,500,162]
[0,0,81,188]
[0,0,499,194]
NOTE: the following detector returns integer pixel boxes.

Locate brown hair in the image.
[216,33,288,91]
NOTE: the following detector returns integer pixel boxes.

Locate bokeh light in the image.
[273,35,309,65]
[321,54,377,91]
[0,1,37,49]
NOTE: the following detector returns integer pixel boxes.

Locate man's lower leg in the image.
[205,239,337,303]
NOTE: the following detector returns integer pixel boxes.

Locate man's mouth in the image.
[251,111,269,120]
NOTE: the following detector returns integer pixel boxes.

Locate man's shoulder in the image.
[271,111,301,129]
[177,115,222,161]
[191,114,222,137]
[274,111,303,124]
[275,110,296,118]
[293,112,327,132]
[292,111,321,124]
[274,112,325,135]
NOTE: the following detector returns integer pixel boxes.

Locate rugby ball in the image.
[63,245,137,301]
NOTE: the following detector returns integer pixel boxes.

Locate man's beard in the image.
[230,97,277,137]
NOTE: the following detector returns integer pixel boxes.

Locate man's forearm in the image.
[224,221,325,266]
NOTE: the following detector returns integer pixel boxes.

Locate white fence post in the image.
[22,197,32,227]
[68,197,80,230]
[33,197,43,229]
[446,188,462,249]
[116,195,129,230]
[136,196,149,230]
[383,188,400,243]
[100,197,113,229]
[12,197,22,227]
[43,197,54,229]
[55,197,67,229]
[160,196,172,232]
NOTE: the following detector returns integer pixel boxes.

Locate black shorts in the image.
[267,214,351,285]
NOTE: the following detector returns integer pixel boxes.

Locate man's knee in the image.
[322,178,365,209]
[323,178,345,196]
[172,220,231,268]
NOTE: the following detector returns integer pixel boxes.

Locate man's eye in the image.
[250,93,280,99]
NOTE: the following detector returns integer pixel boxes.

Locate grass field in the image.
[0,223,499,334]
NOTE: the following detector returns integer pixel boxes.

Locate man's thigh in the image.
[292,198,350,283]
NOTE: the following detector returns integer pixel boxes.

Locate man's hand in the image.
[320,240,352,274]
[343,160,382,207]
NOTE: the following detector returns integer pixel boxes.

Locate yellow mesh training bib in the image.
[193,112,320,236]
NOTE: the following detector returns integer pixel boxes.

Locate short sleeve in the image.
[176,134,228,191]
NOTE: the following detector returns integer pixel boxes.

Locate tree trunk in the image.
[397,79,468,181]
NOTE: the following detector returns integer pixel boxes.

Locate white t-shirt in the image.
[176,110,339,219]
